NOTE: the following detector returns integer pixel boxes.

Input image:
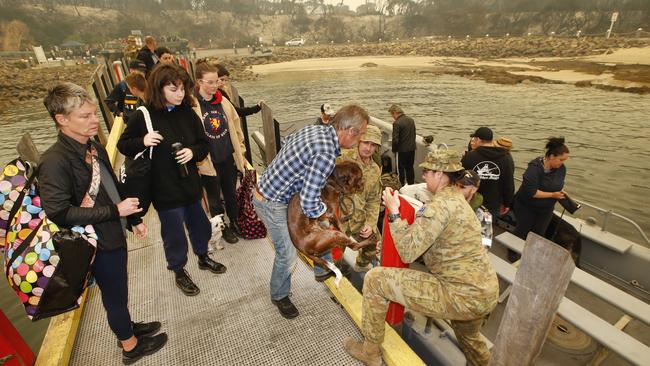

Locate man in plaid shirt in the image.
[254,104,369,319]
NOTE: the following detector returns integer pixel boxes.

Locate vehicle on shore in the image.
[285,38,305,46]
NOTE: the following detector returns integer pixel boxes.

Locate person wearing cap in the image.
[315,103,336,125]
[388,104,416,185]
[344,150,498,366]
[461,127,515,220]
[104,60,147,122]
[337,125,383,272]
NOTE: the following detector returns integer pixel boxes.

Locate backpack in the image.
[235,169,267,239]
[1,158,97,320]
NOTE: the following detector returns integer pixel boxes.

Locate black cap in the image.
[470,127,493,141]
[128,60,147,72]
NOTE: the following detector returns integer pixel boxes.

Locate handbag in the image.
[1,153,99,320]
[119,106,154,217]
[235,169,267,239]
[558,193,581,214]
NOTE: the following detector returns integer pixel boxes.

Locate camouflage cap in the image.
[418,149,464,172]
[360,125,382,145]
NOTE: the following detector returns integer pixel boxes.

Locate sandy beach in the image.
[252,46,650,91]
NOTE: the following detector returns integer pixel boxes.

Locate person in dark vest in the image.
[388,104,416,185]
[136,36,158,75]
[41,82,167,364]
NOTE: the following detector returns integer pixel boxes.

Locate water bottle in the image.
[171,142,189,179]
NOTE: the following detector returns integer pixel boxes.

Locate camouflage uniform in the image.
[361,150,499,366]
[337,148,382,266]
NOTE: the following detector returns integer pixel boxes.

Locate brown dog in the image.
[288,161,377,284]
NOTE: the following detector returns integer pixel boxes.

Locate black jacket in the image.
[40,133,133,251]
[221,89,261,118]
[515,157,566,210]
[136,46,156,74]
[461,146,515,214]
[117,104,209,211]
[392,114,416,153]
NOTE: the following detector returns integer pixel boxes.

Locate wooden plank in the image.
[495,232,650,325]
[490,233,575,366]
[489,251,650,366]
[16,133,40,163]
[260,101,277,165]
[588,315,633,366]
[105,116,125,166]
[35,290,89,366]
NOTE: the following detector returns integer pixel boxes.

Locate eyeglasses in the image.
[199,79,219,86]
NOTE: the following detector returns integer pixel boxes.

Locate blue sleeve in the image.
[519,163,542,199]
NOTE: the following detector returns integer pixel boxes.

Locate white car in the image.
[285,38,305,46]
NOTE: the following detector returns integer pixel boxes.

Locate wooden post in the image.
[490,232,575,366]
[260,101,277,165]
[16,133,40,163]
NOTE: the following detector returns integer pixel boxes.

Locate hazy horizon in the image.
[327,0,369,10]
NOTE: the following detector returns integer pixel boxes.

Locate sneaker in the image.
[122,333,168,365]
[271,297,299,319]
[230,221,243,238]
[198,254,227,274]
[117,321,162,347]
[222,225,239,244]
[174,269,200,296]
[314,271,335,282]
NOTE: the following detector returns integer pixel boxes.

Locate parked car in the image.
[285,38,305,46]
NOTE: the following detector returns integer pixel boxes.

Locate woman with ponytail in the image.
[513,137,570,243]
[193,60,247,244]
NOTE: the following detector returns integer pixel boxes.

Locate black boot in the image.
[117,321,162,347]
[222,224,239,244]
[230,221,243,238]
[122,333,168,365]
[174,269,200,296]
[198,254,227,274]
[271,296,299,319]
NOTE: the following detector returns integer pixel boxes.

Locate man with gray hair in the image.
[40,82,167,364]
[254,104,369,319]
[136,35,158,75]
[388,104,416,185]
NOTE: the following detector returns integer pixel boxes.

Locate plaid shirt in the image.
[258,125,341,218]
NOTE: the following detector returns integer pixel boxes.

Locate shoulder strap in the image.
[137,106,154,159]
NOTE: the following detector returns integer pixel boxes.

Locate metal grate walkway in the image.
[69,213,363,365]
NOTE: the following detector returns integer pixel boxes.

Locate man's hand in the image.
[175,148,193,164]
[359,225,373,238]
[382,188,400,214]
[143,131,163,147]
[117,198,142,217]
[132,223,148,239]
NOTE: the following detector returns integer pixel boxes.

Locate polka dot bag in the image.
[1,158,98,320]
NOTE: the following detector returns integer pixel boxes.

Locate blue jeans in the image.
[157,200,211,271]
[252,195,331,301]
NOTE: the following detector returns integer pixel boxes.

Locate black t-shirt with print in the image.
[199,97,234,164]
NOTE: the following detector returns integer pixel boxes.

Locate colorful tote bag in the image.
[1,154,99,320]
[236,169,267,239]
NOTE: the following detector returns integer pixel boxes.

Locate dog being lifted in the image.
[287,161,377,286]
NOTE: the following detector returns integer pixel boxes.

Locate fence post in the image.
[490,232,575,366]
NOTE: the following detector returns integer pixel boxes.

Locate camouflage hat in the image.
[360,125,382,145]
[418,150,464,172]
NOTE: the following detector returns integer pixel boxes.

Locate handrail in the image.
[512,176,649,245]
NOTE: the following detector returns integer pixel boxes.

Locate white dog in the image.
[208,214,226,252]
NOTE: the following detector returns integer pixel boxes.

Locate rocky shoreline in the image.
[1,37,649,115]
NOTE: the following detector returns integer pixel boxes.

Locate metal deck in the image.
[69,213,364,365]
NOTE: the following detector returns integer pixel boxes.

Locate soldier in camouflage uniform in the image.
[123,36,139,61]
[343,150,499,366]
[337,125,383,272]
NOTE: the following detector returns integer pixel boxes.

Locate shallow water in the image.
[0,68,648,352]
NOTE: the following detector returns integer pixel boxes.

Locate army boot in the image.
[343,337,382,366]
